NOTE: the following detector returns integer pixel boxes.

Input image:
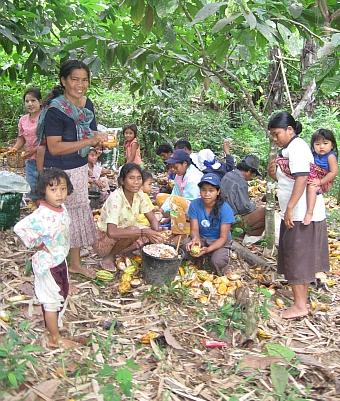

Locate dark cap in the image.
[166,149,191,165]
[198,173,221,188]
[241,155,261,176]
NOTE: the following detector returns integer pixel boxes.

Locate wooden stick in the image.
[277,48,294,113]
[176,235,182,253]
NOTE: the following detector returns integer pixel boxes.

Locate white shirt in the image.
[277,137,326,221]
[14,202,70,308]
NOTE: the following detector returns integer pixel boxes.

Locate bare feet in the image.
[303,212,313,225]
[100,258,116,271]
[68,265,96,279]
[57,338,81,349]
[69,284,80,296]
[42,334,80,349]
[282,305,309,319]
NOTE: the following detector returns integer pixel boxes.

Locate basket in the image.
[0,193,22,230]
[6,152,25,169]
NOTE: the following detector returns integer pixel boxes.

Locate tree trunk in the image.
[231,241,274,269]
[300,38,317,115]
[265,47,284,115]
[264,141,278,252]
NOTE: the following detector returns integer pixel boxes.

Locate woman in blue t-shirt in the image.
[186,173,235,276]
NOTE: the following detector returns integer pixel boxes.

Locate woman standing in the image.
[9,88,42,201]
[268,112,329,319]
[38,59,107,278]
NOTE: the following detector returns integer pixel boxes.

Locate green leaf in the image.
[155,0,178,18]
[98,364,115,377]
[288,2,303,18]
[126,48,147,63]
[232,227,244,237]
[212,14,241,33]
[22,344,43,353]
[85,37,97,53]
[270,363,288,396]
[131,0,146,25]
[99,383,120,401]
[242,10,257,30]
[126,359,140,371]
[286,32,303,57]
[142,5,154,33]
[191,2,227,25]
[163,22,176,44]
[303,56,337,85]
[0,347,8,357]
[173,53,190,63]
[265,343,295,363]
[257,287,272,299]
[8,371,18,387]
[331,33,340,47]
[317,42,336,58]
[320,73,340,94]
[256,23,276,45]
[0,25,19,44]
[19,320,31,332]
[277,23,291,44]
[63,38,92,52]
[115,367,133,396]
[152,85,163,97]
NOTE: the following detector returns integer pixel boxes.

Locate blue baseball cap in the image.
[198,173,221,188]
[166,149,191,165]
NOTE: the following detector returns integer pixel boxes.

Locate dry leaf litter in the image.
[0,168,339,401]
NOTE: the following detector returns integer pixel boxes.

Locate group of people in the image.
[11,58,338,348]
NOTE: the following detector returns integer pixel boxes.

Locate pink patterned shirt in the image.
[124,138,142,165]
[18,113,40,160]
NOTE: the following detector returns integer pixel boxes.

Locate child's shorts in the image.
[42,260,69,313]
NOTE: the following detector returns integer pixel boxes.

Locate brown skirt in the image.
[64,164,97,248]
[278,219,329,285]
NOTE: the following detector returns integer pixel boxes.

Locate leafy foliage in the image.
[97,360,139,401]
[0,325,42,389]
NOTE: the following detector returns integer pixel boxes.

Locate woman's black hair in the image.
[236,161,258,175]
[35,168,73,200]
[122,124,138,138]
[174,139,192,151]
[43,59,90,106]
[267,111,302,135]
[199,182,223,227]
[156,143,173,155]
[311,128,338,156]
[142,170,153,183]
[23,87,42,101]
[118,163,143,187]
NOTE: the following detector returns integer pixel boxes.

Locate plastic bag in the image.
[0,171,30,194]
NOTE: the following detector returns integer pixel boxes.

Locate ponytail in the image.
[42,85,64,107]
[268,111,302,135]
[210,193,224,228]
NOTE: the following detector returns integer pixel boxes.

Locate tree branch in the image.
[180,1,207,62]
[272,18,325,42]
